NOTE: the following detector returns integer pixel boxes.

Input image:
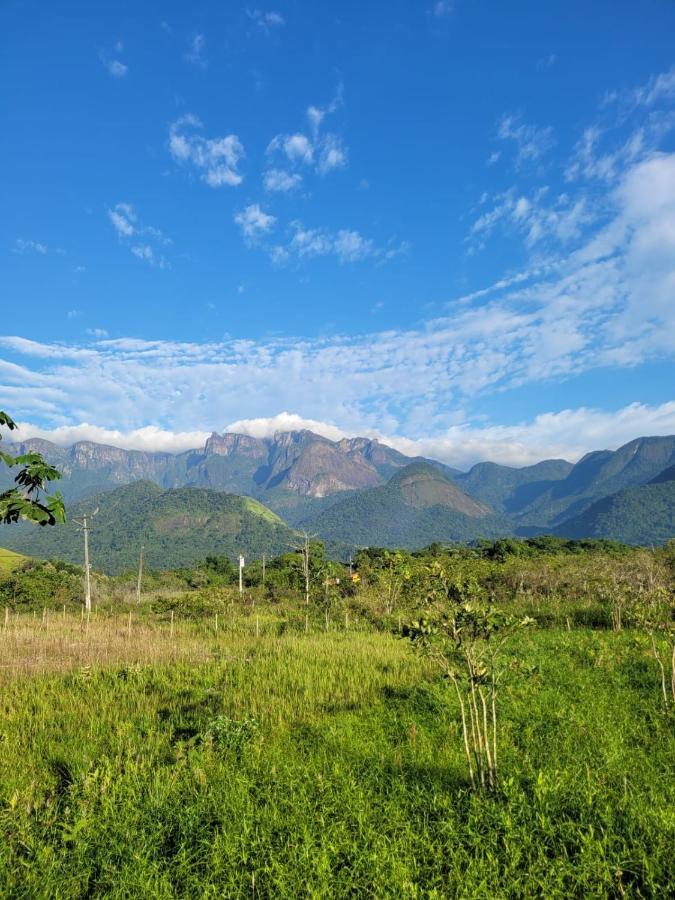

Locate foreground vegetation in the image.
[0,538,673,896]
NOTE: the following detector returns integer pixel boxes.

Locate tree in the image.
[0,411,65,526]
[404,564,535,791]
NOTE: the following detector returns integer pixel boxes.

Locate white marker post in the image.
[239,555,245,597]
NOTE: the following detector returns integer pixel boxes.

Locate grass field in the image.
[0,546,27,574]
[0,608,673,897]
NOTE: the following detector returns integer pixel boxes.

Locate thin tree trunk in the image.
[450,674,475,789]
[650,633,669,708]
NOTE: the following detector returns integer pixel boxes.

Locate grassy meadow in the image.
[0,547,26,575]
[0,542,673,897]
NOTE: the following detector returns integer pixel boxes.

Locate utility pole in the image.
[239,555,245,597]
[136,544,144,605]
[73,508,99,613]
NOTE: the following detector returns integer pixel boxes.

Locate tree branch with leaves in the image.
[0,411,65,526]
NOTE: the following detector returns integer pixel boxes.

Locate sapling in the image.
[404,567,534,791]
[630,562,675,708]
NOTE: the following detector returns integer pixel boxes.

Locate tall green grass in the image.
[0,616,673,897]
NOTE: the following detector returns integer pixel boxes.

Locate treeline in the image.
[2,536,673,624]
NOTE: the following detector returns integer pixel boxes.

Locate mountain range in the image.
[1,429,674,568]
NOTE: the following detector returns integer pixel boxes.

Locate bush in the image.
[0,559,83,610]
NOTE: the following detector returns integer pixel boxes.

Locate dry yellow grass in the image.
[0,611,226,679]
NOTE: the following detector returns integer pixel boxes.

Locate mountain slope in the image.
[0,481,300,575]
[553,464,675,545]
[303,462,510,549]
[455,459,573,514]
[511,435,675,528]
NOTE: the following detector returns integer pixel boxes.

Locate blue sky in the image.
[2,0,675,467]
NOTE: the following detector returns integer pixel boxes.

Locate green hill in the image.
[304,462,512,549]
[554,466,675,545]
[0,481,300,575]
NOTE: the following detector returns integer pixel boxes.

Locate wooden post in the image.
[136,544,144,605]
[3,606,8,631]
[127,611,132,638]
[170,610,174,638]
[303,534,310,606]
[215,613,219,634]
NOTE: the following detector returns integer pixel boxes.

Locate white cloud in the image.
[263,168,302,192]
[226,412,346,441]
[266,88,347,178]
[234,204,277,240]
[107,203,170,267]
[317,133,348,174]
[566,66,675,185]
[169,115,244,187]
[497,114,555,167]
[332,229,374,262]
[267,133,313,165]
[605,64,675,111]
[131,245,153,262]
[270,222,375,264]
[108,203,136,237]
[565,125,650,183]
[432,1,453,17]
[470,187,593,249]
[99,46,128,78]
[8,423,211,455]
[6,401,675,469]
[385,402,675,469]
[86,328,109,339]
[247,9,285,32]
[12,238,48,255]
[184,33,207,68]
